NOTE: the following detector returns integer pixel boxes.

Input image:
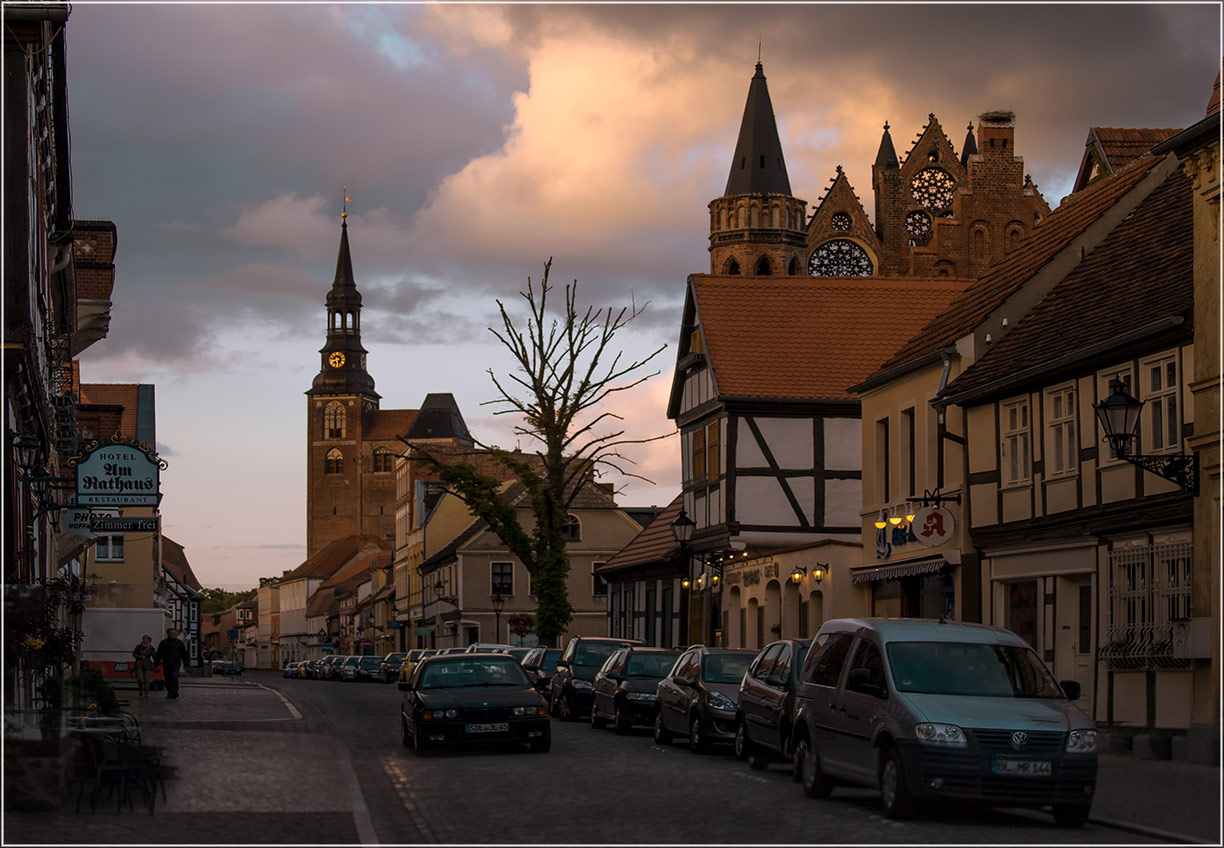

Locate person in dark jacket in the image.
[154,628,190,699]
[132,634,155,698]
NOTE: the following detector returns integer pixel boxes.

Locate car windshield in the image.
[418,658,531,689]
[360,657,381,667]
[702,654,753,684]
[540,650,562,667]
[886,641,1064,698]
[625,653,675,678]
[574,643,619,667]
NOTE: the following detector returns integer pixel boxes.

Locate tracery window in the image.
[372,448,394,473]
[808,240,873,276]
[830,212,852,231]
[910,167,956,210]
[905,210,931,237]
[324,402,346,439]
[325,448,344,475]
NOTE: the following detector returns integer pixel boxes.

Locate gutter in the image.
[1151,112,1221,156]
[847,347,951,396]
[941,316,1185,406]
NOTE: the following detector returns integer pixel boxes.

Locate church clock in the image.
[328,351,346,368]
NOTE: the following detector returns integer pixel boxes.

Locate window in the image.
[1001,398,1031,485]
[772,645,794,683]
[803,632,853,687]
[491,562,513,596]
[876,417,891,503]
[808,239,874,276]
[324,402,346,439]
[691,427,707,482]
[325,449,344,475]
[593,566,607,596]
[751,644,781,680]
[1143,355,1180,452]
[96,535,124,562]
[372,449,394,473]
[847,640,884,691]
[563,514,580,542]
[1046,386,1077,476]
[706,422,720,483]
[1102,541,1193,670]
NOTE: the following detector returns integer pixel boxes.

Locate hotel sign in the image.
[71,438,166,507]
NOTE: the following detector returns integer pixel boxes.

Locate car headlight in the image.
[915,722,967,747]
[571,679,592,690]
[1066,729,1098,753]
[511,705,547,716]
[421,709,459,720]
[624,692,655,701]
[706,691,736,711]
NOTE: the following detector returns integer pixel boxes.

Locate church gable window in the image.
[325,448,344,475]
[725,258,741,276]
[809,239,873,277]
[373,448,394,473]
[830,212,852,231]
[910,167,956,210]
[787,257,800,275]
[905,210,931,237]
[754,255,772,276]
[324,402,346,439]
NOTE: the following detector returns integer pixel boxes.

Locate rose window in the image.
[910,167,956,210]
[808,240,873,277]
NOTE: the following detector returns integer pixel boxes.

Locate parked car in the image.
[437,647,468,655]
[357,655,383,681]
[282,661,300,679]
[465,643,516,654]
[790,618,1098,827]
[306,659,327,679]
[339,655,362,681]
[520,647,563,694]
[322,655,344,680]
[380,652,408,684]
[589,646,677,734]
[654,645,756,753]
[399,649,439,684]
[736,639,811,768]
[550,636,644,721]
[399,653,550,753]
[212,660,243,676]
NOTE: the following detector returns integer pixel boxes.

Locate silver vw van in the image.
[791,618,1097,827]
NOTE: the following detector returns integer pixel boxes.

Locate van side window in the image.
[773,645,794,682]
[848,640,885,690]
[751,645,782,680]
[804,633,854,687]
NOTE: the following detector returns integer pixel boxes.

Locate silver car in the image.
[791,618,1098,827]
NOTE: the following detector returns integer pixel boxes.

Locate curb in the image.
[1088,815,1208,844]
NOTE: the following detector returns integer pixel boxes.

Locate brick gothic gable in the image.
[805,167,884,276]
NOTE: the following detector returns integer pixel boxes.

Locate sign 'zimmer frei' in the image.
[73,439,165,507]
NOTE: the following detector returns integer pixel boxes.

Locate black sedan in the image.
[589,646,676,734]
[399,654,551,754]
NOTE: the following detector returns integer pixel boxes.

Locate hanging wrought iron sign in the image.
[69,436,167,507]
[912,506,955,547]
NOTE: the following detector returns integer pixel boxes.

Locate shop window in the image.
[919,572,955,620]
[1005,580,1038,650]
[1001,397,1031,485]
[1045,385,1077,476]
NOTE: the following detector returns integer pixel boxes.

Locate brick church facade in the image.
[305,215,417,557]
[709,63,1050,281]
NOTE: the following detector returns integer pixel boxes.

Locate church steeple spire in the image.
[875,121,899,169]
[309,203,378,399]
[724,62,792,196]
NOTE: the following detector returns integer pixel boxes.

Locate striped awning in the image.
[851,557,954,584]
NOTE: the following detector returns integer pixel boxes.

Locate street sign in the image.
[63,507,120,540]
[90,516,158,534]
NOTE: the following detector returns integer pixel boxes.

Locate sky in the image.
[66,2,1221,590]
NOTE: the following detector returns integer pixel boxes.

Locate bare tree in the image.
[403,258,670,644]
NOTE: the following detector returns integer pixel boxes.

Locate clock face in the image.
[910,167,956,210]
[328,351,346,368]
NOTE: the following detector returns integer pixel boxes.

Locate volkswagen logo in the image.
[1011,731,1029,749]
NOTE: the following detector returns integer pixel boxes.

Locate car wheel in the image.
[733,720,749,761]
[557,691,576,722]
[530,731,551,753]
[653,710,674,745]
[412,723,429,756]
[796,737,834,799]
[689,715,710,754]
[879,746,915,819]
[1052,803,1091,828]
[613,704,632,736]
[589,702,607,729]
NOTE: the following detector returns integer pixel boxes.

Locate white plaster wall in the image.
[824,478,862,527]
[824,417,862,471]
[754,417,813,468]
[737,477,798,526]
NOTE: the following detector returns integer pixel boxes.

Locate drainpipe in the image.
[932,347,963,491]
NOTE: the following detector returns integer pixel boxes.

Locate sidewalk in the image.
[3,677,367,845]
[1090,751,1221,844]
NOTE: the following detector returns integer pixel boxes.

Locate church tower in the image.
[708,62,808,276]
[305,210,403,558]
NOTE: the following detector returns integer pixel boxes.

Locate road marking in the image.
[333,743,377,845]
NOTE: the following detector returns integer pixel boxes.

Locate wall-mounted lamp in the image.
[811,564,826,585]
[1094,377,1197,494]
[789,565,806,585]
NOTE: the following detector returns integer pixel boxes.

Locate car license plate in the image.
[114,663,128,672]
[994,756,1052,777]
[466,722,509,733]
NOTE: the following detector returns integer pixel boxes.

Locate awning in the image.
[851,557,955,584]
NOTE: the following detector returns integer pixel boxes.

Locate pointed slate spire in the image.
[875,121,899,169]
[724,62,792,196]
[326,220,362,311]
[961,121,979,167]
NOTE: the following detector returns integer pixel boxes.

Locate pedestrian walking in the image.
[154,627,190,699]
[132,634,155,698]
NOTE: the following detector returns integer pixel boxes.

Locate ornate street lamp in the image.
[1094,377,1198,494]
[491,592,505,642]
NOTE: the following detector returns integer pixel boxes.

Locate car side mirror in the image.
[1059,680,1081,701]
[847,668,886,698]
[398,681,413,692]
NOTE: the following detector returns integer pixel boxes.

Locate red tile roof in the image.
[284,535,389,582]
[944,169,1193,400]
[1091,128,1180,172]
[876,154,1167,375]
[161,536,203,592]
[598,494,683,574]
[305,586,336,618]
[692,275,970,400]
[78,384,140,437]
